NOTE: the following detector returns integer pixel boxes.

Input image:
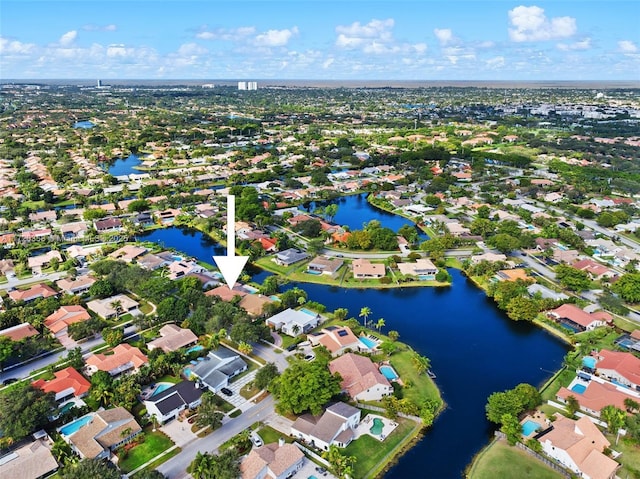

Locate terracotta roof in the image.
[329,353,392,399]
[0,322,39,341]
[56,275,96,293]
[8,283,58,302]
[147,324,198,352]
[239,294,273,317]
[32,366,90,397]
[312,326,360,354]
[549,304,608,329]
[596,349,640,386]
[86,343,148,374]
[497,268,531,282]
[44,305,91,334]
[205,285,248,301]
[352,259,385,277]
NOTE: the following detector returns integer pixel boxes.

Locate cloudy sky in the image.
[1,0,638,80]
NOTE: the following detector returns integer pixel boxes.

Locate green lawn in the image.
[343,419,417,479]
[540,367,574,402]
[467,440,565,479]
[257,425,290,445]
[605,435,640,479]
[118,430,174,473]
[388,349,442,406]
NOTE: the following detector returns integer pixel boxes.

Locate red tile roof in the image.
[32,367,90,397]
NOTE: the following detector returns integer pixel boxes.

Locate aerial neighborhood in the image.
[0,82,639,479]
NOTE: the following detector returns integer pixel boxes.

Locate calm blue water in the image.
[302,193,428,240]
[186,345,205,354]
[522,419,541,436]
[133,226,569,478]
[152,382,173,397]
[59,414,93,436]
[380,365,399,380]
[582,356,596,369]
[73,120,94,129]
[107,153,142,176]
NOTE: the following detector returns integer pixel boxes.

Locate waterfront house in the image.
[59,221,89,240]
[188,347,248,392]
[352,259,385,279]
[274,248,309,267]
[240,439,305,479]
[44,305,91,337]
[495,268,532,282]
[205,284,249,301]
[147,323,198,353]
[538,414,619,479]
[167,260,206,280]
[133,212,154,227]
[21,229,52,241]
[571,259,617,281]
[85,343,148,377]
[239,294,274,317]
[108,245,147,263]
[27,250,62,274]
[556,379,638,417]
[86,294,139,319]
[547,304,613,332]
[593,349,640,390]
[93,217,123,233]
[0,322,39,341]
[29,210,57,223]
[144,380,204,424]
[56,275,96,295]
[397,258,438,279]
[266,308,320,337]
[64,407,142,459]
[307,256,344,278]
[0,438,59,479]
[32,366,91,401]
[137,252,172,271]
[308,326,361,356]
[290,402,361,451]
[527,284,568,301]
[9,283,58,302]
[329,353,393,401]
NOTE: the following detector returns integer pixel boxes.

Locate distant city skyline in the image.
[1,1,639,81]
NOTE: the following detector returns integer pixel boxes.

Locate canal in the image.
[138,224,569,478]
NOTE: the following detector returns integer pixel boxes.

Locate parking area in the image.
[160,417,197,447]
[297,458,336,479]
[221,370,257,412]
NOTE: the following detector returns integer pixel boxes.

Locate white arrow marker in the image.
[213,195,249,290]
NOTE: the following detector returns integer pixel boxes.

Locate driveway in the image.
[223,370,257,412]
[161,418,198,447]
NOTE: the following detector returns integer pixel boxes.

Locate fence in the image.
[494,431,572,478]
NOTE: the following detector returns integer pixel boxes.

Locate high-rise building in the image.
[238,81,247,90]
[97,79,102,88]
[238,81,257,91]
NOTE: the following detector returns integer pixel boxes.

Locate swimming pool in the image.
[152,382,173,397]
[521,420,541,436]
[269,295,280,301]
[380,365,399,381]
[571,383,587,394]
[300,308,317,317]
[59,414,94,436]
[184,367,193,378]
[307,270,322,275]
[359,336,377,349]
[582,356,596,369]
[370,417,384,435]
[186,345,204,354]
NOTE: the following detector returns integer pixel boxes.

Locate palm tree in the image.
[412,353,431,374]
[359,306,372,327]
[110,299,123,319]
[333,308,349,321]
[376,318,386,332]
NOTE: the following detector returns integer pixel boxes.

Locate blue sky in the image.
[1,1,639,80]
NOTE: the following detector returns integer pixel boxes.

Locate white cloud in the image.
[434,28,455,46]
[82,24,117,32]
[618,40,638,53]
[323,58,335,69]
[59,30,78,46]
[254,27,299,47]
[196,26,256,41]
[0,36,36,55]
[336,19,394,49]
[177,42,208,56]
[486,56,505,68]
[508,6,577,42]
[557,38,591,51]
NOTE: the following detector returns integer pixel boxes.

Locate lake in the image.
[107,153,142,176]
[302,193,428,240]
[136,226,569,478]
[73,120,95,129]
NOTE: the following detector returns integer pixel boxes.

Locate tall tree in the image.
[0,383,56,441]
[359,306,372,327]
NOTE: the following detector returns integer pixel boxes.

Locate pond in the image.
[106,153,142,176]
[73,120,95,129]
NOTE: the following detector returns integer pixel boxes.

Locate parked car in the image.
[304,354,315,362]
[251,434,264,447]
[315,466,327,475]
[2,378,18,386]
[220,387,233,396]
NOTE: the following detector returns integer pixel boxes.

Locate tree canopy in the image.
[0,383,57,441]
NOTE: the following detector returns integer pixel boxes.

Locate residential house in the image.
[553,249,581,264]
[352,259,385,279]
[86,294,140,319]
[527,284,569,301]
[167,260,206,280]
[29,210,57,223]
[290,402,361,451]
[495,268,532,282]
[155,208,182,225]
[60,222,89,240]
[85,343,149,377]
[65,244,102,262]
[188,347,248,392]
[144,380,204,424]
[93,217,123,233]
[147,323,198,353]
[307,256,344,278]
[266,308,320,337]
[137,252,172,271]
[556,379,638,417]
[548,304,612,332]
[397,258,438,279]
[0,439,59,479]
[62,407,142,459]
[538,414,619,479]
[446,222,471,237]
[44,305,91,337]
[0,233,16,248]
[27,250,62,274]
[32,367,91,402]
[21,229,52,241]
[0,322,39,341]
[593,349,640,391]
[0,259,15,278]
[470,252,507,264]
[255,237,278,253]
[56,275,96,295]
[571,259,617,281]
[274,248,309,267]
[308,326,361,356]
[535,238,559,251]
[133,212,154,227]
[240,439,305,479]
[9,283,58,302]
[108,245,147,263]
[239,294,274,317]
[329,353,393,401]
[205,284,249,301]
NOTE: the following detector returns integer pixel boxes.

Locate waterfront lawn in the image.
[540,367,574,402]
[343,418,416,479]
[468,440,564,479]
[605,435,640,479]
[389,349,441,405]
[118,429,174,473]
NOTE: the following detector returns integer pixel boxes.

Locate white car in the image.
[251,434,263,447]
